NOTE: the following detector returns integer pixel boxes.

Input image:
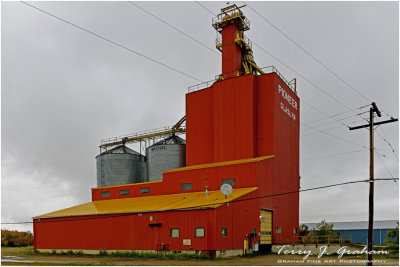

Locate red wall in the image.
[92,160,261,201]
[34,209,215,251]
[35,192,261,251]
[186,88,213,165]
[221,24,242,77]
[186,75,256,166]
[255,73,300,244]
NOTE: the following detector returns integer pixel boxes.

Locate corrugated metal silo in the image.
[146,135,186,181]
[96,145,146,187]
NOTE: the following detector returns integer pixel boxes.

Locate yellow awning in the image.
[164,155,274,173]
[34,187,258,219]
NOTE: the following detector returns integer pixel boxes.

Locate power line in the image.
[303,107,370,126]
[243,1,371,103]
[2,177,398,225]
[20,1,204,83]
[195,1,216,16]
[302,123,367,149]
[128,2,219,56]
[193,2,376,147]
[376,128,399,160]
[375,151,394,179]
[301,149,368,162]
[304,111,370,131]
[195,0,381,146]
[3,174,94,192]
[193,2,377,149]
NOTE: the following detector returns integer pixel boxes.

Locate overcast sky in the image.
[2,1,399,232]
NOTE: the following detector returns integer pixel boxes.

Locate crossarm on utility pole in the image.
[349,118,398,130]
[348,102,397,266]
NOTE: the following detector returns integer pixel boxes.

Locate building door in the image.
[260,209,272,244]
[243,239,248,254]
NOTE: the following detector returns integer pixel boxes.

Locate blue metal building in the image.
[302,220,398,245]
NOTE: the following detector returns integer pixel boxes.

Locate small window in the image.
[221,227,227,237]
[252,228,256,234]
[294,228,298,234]
[140,187,151,194]
[276,227,281,234]
[222,178,236,186]
[120,189,130,196]
[195,227,205,237]
[180,183,192,191]
[101,191,110,198]
[170,228,180,238]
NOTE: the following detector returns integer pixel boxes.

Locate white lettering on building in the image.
[278,85,297,110]
[278,85,297,121]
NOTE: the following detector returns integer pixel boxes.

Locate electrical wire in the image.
[2,177,398,225]
[376,128,399,160]
[376,152,394,176]
[193,2,382,149]
[128,1,219,56]
[301,117,371,137]
[195,1,215,16]
[301,123,367,149]
[193,1,368,129]
[301,149,368,161]
[304,109,370,127]
[126,0,377,149]
[4,174,94,192]
[243,1,372,103]
[20,1,204,83]
[303,112,370,131]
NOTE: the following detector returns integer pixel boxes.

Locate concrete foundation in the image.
[36,248,247,257]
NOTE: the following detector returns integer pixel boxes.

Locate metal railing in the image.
[260,66,297,93]
[212,10,250,32]
[187,66,296,94]
[187,79,216,93]
[215,32,253,52]
[274,235,352,245]
[100,124,186,148]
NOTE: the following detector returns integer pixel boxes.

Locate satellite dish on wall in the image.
[220,183,233,197]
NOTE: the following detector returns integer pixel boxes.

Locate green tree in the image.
[310,219,336,244]
[299,224,309,236]
[314,219,335,236]
[384,222,399,249]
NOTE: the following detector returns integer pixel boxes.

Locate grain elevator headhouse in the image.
[213,4,264,78]
[33,4,300,257]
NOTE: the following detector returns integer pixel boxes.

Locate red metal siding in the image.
[92,160,261,201]
[255,73,300,244]
[186,88,214,166]
[213,75,256,162]
[221,24,242,76]
[34,209,216,251]
[255,74,276,157]
[215,191,260,250]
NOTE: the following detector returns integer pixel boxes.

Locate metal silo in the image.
[96,145,146,187]
[146,135,186,182]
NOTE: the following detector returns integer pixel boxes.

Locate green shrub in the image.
[99,250,108,256]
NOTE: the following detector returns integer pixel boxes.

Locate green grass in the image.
[1,246,35,257]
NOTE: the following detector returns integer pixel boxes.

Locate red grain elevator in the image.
[33,4,300,256]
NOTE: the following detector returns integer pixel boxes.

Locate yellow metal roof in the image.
[34,187,258,219]
[164,155,274,174]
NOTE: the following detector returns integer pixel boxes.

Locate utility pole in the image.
[349,102,398,266]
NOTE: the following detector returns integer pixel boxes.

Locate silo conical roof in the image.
[98,145,142,156]
[150,135,186,147]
